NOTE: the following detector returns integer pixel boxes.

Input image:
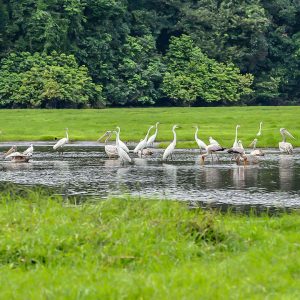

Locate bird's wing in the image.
[147,134,156,146]
[119,140,129,153]
[196,139,207,149]
[53,138,67,150]
[118,147,131,162]
[134,140,145,153]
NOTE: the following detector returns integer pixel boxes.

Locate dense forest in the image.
[0,0,299,108]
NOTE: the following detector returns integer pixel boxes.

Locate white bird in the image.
[147,122,159,147]
[257,121,263,136]
[3,145,17,158]
[209,136,220,145]
[201,143,226,162]
[249,138,264,156]
[115,127,130,153]
[163,125,179,161]
[233,125,240,148]
[53,128,69,154]
[23,144,34,156]
[279,128,295,154]
[97,131,118,159]
[115,129,131,163]
[134,125,154,154]
[194,126,207,153]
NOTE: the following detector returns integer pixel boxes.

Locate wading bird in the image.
[97,131,118,159]
[194,126,207,153]
[163,125,179,161]
[227,140,248,165]
[257,121,263,136]
[209,136,220,146]
[23,144,34,156]
[53,128,69,154]
[201,143,225,163]
[115,127,129,153]
[3,145,17,158]
[4,145,31,163]
[249,138,264,156]
[279,128,295,154]
[133,125,154,154]
[138,148,153,157]
[115,129,131,163]
[147,122,159,147]
[233,125,240,148]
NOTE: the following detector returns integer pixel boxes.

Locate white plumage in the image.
[115,129,131,163]
[147,122,159,147]
[53,128,69,152]
[162,125,178,161]
[194,126,207,153]
[279,128,295,154]
[134,125,154,154]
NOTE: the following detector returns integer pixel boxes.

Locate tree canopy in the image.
[0,0,299,107]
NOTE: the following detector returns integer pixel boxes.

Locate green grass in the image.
[0,107,299,147]
[0,189,300,299]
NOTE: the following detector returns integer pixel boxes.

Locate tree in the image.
[162,35,253,106]
[0,51,104,108]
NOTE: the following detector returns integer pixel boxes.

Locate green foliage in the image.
[163,35,253,106]
[0,51,104,108]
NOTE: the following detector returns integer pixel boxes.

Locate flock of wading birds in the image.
[1,122,297,164]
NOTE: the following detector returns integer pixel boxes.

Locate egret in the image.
[201,143,225,162]
[133,125,154,154]
[115,129,131,163]
[53,128,69,154]
[162,125,179,161]
[249,138,264,156]
[97,131,118,159]
[147,122,159,147]
[209,136,220,145]
[115,127,130,153]
[279,128,295,154]
[194,126,207,153]
[257,122,263,136]
[23,144,34,156]
[233,125,240,148]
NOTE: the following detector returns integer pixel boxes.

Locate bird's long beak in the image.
[285,130,295,139]
[97,132,108,142]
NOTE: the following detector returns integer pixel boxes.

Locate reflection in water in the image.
[0,147,300,208]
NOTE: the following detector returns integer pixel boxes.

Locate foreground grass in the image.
[0,190,300,299]
[0,107,299,147]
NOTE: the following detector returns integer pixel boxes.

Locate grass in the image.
[0,188,300,299]
[0,107,299,147]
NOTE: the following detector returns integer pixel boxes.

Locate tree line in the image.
[0,0,299,108]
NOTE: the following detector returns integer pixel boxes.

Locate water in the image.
[1,143,300,208]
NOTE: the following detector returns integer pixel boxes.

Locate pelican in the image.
[279,128,295,154]
[257,121,263,136]
[233,125,240,148]
[201,143,225,162]
[133,125,154,154]
[23,144,34,156]
[194,126,207,153]
[115,129,131,163]
[53,128,69,154]
[249,138,264,156]
[3,145,17,158]
[115,127,130,153]
[163,125,179,161]
[147,122,159,147]
[4,146,31,163]
[97,131,118,159]
[209,136,220,145]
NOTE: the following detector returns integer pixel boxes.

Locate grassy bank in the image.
[0,190,300,299]
[0,107,299,147]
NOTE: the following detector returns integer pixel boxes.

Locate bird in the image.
[257,121,263,136]
[209,136,220,145]
[115,127,130,153]
[23,144,34,156]
[227,140,248,165]
[279,128,295,154]
[147,122,159,147]
[115,129,131,163]
[163,125,179,161]
[194,126,207,153]
[201,143,226,162]
[53,128,69,154]
[3,145,17,158]
[138,148,153,157]
[249,138,264,156]
[133,125,154,154]
[233,125,240,148]
[4,146,31,163]
[97,131,118,159]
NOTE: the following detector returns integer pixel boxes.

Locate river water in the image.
[1,144,300,209]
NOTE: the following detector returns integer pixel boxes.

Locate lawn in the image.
[0,107,299,147]
[0,189,300,299]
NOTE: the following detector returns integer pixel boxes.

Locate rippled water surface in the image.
[1,144,300,208]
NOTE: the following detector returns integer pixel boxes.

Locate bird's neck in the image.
[172,128,177,144]
[194,128,198,140]
[66,131,69,140]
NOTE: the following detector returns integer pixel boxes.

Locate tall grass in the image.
[0,189,300,299]
[0,107,299,147]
